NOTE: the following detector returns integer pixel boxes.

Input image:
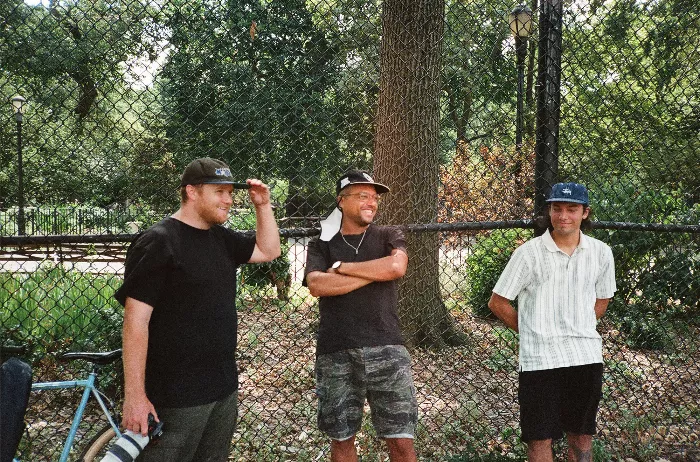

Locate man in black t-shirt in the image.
[115,158,280,462]
[304,170,418,462]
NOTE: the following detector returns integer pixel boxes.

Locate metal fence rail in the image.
[2,0,698,460]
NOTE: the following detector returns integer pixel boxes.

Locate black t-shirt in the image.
[304,225,406,355]
[115,217,256,408]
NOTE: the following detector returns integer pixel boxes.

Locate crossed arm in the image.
[306,248,408,297]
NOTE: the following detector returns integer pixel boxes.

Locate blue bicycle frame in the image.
[15,371,121,462]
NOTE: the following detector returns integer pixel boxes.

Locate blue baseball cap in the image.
[546,182,589,205]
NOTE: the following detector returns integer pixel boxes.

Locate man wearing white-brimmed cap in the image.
[304,169,418,462]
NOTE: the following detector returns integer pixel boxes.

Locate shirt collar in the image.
[542,229,589,253]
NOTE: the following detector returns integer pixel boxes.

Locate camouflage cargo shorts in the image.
[315,345,418,441]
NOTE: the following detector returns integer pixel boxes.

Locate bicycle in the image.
[1,345,123,462]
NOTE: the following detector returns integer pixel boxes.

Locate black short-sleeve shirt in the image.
[115,217,256,408]
[304,224,406,355]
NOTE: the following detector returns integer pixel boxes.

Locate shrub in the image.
[586,184,699,350]
[466,229,531,318]
[594,228,699,350]
[0,267,123,354]
[239,240,292,301]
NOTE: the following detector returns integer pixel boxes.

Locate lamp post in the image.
[509,5,533,154]
[533,0,563,235]
[11,95,27,236]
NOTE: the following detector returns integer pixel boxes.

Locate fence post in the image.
[533,0,563,235]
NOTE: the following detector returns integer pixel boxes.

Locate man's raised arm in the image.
[247,179,281,263]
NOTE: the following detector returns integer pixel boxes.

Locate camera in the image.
[147,413,164,440]
[100,414,163,462]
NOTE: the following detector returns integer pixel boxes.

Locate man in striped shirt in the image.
[488,182,616,462]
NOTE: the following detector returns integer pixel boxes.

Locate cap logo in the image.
[340,178,350,189]
[215,168,232,177]
[362,173,373,181]
[562,188,572,195]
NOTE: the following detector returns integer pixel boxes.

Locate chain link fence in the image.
[1,0,698,460]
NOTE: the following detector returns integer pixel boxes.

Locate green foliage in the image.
[486,327,518,371]
[591,438,614,461]
[466,229,532,318]
[158,0,359,218]
[561,0,700,203]
[0,267,123,354]
[441,0,523,155]
[0,0,168,208]
[590,185,699,350]
[239,240,292,301]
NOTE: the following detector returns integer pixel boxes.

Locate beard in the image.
[351,213,374,228]
[198,203,230,226]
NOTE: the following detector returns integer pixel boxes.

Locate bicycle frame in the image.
[17,371,121,462]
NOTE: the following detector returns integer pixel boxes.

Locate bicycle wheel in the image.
[78,424,117,461]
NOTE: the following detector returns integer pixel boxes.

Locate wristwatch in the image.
[331,261,342,271]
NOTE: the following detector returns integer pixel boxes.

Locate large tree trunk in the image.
[373,0,467,348]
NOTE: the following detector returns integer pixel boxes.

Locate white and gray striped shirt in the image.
[493,230,616,372]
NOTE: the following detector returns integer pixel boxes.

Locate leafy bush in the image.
[0,266,123,357]
[590,186,699,349]
[239,240,292,301]
[617,311,671,350]
[466,229,531,318]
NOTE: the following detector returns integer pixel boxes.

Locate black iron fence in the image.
[1,0,698,460]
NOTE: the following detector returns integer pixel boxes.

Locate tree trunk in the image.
[373,0,467,348]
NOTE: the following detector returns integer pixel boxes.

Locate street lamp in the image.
[11,95,27,235]
[509,5,533,154]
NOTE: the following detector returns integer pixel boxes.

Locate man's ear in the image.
[336,197,342,211]
[582,206,591,219]
[186,184,199,202]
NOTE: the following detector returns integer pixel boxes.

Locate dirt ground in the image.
[232,289,700,461]
[17,286,699,461]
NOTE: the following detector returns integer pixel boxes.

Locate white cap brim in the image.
[320,207,343,241]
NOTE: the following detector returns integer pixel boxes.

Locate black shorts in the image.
[518,363,603,443]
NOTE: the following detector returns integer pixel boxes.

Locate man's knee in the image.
[567,433,593,460]
[330,436,357,462]
[527,438,554,461]
[331,436,356,452]
[567,433,592,446]
[385,438,416,462]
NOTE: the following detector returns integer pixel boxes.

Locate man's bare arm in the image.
[334,248,408,282]
[487,292,519,332]
[247,180,281,263]
[306,249,407,297]
[594,298,611,319]
[122,297,158,435]
[306,270,374,297]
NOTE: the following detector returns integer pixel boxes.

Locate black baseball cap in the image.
[180,158,235,187]
[335,169,390,195]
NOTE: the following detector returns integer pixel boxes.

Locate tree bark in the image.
[373,0,467,348]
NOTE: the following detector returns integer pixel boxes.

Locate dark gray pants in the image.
[138,391,238,462]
